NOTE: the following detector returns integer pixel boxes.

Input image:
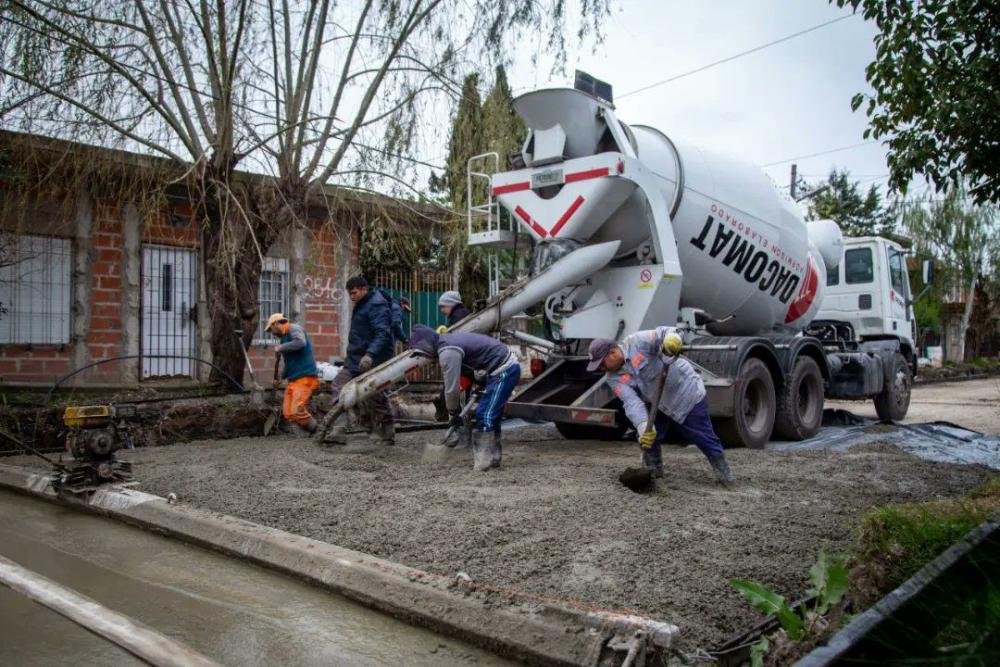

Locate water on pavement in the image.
[0,489,512,666]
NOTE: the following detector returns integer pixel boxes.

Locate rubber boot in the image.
[641,449,664,478]
[489,432,503,469]
[380,420,395,446]
[322,423,346,445]
[708,453,735,487]
[472,431,495,472]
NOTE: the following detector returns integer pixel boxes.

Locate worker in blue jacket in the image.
[378,288,410,344]
[329,275,395,445]
[410,325,520,472]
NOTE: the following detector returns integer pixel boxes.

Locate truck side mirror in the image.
[922,259,935,286]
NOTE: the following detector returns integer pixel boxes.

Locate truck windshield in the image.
[845,247,874,284]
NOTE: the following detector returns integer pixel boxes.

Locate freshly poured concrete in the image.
[0,489,510,666]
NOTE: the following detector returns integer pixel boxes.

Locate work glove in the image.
[272,380,282,389]
[436,325,448,334]
[447,409,464,429]
[473,369,488,384]
[358,355,374,372]
[661,332,683,357]
[638,426,657,449]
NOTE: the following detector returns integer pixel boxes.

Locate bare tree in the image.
[1,0,610,380]
[903,187,1000,362]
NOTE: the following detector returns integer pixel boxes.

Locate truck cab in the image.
[816,236,916,360]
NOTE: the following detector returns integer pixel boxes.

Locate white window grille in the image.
[0,235,72,345]
[255,257,290,344]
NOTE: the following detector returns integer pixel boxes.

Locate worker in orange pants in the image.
[266,313,320,433]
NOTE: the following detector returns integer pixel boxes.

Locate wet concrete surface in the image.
[0,489,512,666]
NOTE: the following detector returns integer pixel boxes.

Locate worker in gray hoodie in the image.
[410,325,520,472]
[586,326,735,486]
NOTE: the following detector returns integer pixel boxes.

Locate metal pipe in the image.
[0,554,219,667]
[506,329,556,350]
[338,240,620,409]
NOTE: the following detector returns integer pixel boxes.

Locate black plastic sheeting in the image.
[767,410,1000,470]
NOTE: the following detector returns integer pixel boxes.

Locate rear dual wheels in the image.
[717,358,775,450]
[774,356,824,441]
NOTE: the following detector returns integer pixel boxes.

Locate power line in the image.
[618,13,856,99]
[760,141,880,167]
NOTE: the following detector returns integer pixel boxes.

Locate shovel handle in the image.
[273,351,282,384]
[645,362,671,435]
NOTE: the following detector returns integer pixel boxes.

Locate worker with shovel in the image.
[266,313,319,434]
[587,327,735,486]
[409,325,520,472]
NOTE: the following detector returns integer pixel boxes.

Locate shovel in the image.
[263,352,282,436]
[234,329,265,405]
[423,392,478,462]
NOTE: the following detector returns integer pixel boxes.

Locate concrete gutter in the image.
[0,464,678,666]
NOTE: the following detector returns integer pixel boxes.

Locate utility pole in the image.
[790,163,797,200]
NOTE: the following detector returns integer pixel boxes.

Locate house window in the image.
[0,235,72,344]
[255,257,289,343]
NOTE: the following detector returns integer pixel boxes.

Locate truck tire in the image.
[774,356,824,440]
[716,357,776,449]
[874,352,912,422]
[555,418,629,441]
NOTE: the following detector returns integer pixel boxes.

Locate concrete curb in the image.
[0,464,678,666]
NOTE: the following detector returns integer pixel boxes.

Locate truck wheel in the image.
[716,357,775,449]
[874,352,912,422]
[555,419,628,441]
[774,356,824,440]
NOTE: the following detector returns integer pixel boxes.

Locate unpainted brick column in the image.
[121,203,141,383]
[70,191,94,378]
[334,221,359,359]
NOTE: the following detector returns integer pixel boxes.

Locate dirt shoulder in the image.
[102,426,995,651]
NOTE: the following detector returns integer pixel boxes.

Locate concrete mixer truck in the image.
[321,75,925,449]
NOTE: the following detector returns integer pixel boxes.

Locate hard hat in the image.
[265,313,287,330]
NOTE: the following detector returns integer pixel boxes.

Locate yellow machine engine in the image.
[58,404,136,492]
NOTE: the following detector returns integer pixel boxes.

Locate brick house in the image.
[0,130,438,387]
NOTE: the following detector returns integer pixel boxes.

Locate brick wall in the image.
[1,197,356,386]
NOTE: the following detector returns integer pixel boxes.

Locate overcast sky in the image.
[491,0,902,201]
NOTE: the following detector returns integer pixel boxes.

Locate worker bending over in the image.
[267,313,319,433]
[587,327,735,486]
[410,325,520,472]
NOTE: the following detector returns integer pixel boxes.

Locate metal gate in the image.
[371,270,451,381]
[141,245,198,378]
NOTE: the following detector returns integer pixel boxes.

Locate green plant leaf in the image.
[809,550,849,614]
[731,579,805,640]
[750,636,769,667]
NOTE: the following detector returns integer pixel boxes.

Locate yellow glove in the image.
[638,426,657,449]
[661,332,683,357]
[435,325,448,334]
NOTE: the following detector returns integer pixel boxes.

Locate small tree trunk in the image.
[451,246,464,292]
[956,274,977,363]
